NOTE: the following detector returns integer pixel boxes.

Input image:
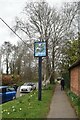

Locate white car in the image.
[20,82,36,93]
[20,83,32,93]
[26,83,36,90]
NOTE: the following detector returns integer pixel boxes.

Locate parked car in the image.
[0,86,16,104]
[20,83,32,93]
[20,82,36,93]
[26,83,36,90]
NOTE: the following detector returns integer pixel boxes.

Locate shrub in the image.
[67,90,80,118]
[2,74,21,86]
[2,75,12,85]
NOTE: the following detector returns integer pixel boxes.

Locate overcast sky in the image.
[0,0,79,46]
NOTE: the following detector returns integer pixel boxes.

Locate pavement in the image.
[47,84,79,119]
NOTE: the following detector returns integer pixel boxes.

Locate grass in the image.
[67,90,80,118]
[0,84,55,119]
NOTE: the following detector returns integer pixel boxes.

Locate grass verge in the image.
[0,84,55,119]
[66,90,80,118]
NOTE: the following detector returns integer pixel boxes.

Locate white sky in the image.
[0,0,79,46]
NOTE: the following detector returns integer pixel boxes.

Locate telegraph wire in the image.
[0,17,33,52]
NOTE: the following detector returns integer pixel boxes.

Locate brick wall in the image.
[70,66,79,96]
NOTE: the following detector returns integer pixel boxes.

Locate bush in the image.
[2,75,12,85]
[2,74,21,86]
[67,90,80,118]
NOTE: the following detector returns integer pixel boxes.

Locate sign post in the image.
[34,41,47,101]
[38,57,42,100]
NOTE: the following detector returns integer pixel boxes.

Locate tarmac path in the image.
[47,84,78,119]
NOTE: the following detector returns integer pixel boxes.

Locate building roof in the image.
[69,59,80,70]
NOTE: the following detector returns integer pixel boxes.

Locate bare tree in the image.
[14,1,55,82]
[13,1,78,83]
[78,1,80,59]
[1,42,13,74]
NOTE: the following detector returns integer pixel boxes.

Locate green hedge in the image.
[67,90,80,118]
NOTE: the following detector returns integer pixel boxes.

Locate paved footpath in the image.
[47,84,78,119]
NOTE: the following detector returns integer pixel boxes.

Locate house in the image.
[69,60,80,96]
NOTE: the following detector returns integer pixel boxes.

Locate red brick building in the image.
[69,60,80,96]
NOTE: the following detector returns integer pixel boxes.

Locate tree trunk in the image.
[50,46,55,84]
[6,58,9,75]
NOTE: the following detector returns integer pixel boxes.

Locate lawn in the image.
[0,84,55,119]
[67,90,80,118]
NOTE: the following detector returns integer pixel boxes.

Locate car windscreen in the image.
[27,84,33,86]
[0,88,6,93]
[6,87,15,92]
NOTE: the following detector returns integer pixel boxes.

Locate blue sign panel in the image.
[34,41,47,57]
